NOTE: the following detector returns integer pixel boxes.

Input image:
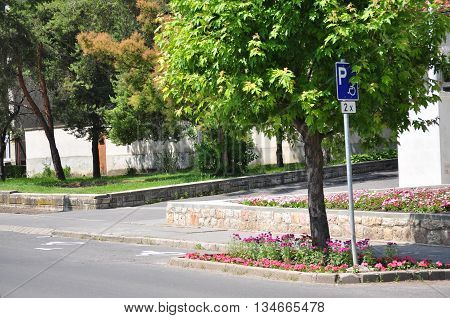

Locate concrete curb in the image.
[52,230,229,251]
[169,257,450,284]
[0,225,54,236]
[53,230,228,251]
[0,225,226,251]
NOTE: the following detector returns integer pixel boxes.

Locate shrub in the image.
[41,164,53,178]
[5,165,26,178]
[154,148,179,173]
[63,166,71,178]
[126,167,138,176]
[195,129,257,176]
[39,164,72,178]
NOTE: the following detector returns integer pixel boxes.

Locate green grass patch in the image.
[0,171,216,194]
[0,163,307,194]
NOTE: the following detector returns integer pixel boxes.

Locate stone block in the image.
[362,217,382,226]
[383,228,393,241]
[213,210,223,219]
[429,270,446,281]
[382,218,396,227]
[421,219,444,230]
[426,231,443,245]
[379,271,412,282]
[240,211,250,221]
[338,273,361,284]
[314,274,337,284]
[189,213,199,226]
[360,273,382,283]
[411,270,429,280]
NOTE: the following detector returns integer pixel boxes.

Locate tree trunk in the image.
[276,129,284,168]
[91,130,101,179]
[0,138,5,182]
[17,59,65,181]
[294,120,330,248]
[45,131,65,181]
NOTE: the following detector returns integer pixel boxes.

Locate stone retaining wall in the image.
[0,191,108,211]
[0,159,397,211]
[166,201,450,246]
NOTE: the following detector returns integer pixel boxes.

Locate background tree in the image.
[77,0,182,147]
[0,46,21,181]
[157,0,449,247]
[42,0,138,178]
[1,0,67,180]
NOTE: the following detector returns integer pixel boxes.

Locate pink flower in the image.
[436,261,443,267]
[418,260,429,268]
[374,263,385,271]
[361,262,368,267]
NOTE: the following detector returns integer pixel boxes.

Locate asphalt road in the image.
[1,231,449,298]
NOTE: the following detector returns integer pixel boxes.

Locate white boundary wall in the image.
[398,35,450,187]
[25,128,194,176]
[25,128,307,176]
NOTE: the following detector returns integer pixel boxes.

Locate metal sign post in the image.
[336,60,358,267]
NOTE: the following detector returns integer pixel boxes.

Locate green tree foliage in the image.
[0,4,21,181]
[195,128,257,176]
[157,0,449,247]
[1,0,68,180]
[77,0,183,146]
[41,0,137,178]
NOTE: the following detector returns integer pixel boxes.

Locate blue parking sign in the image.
[335,62,359,101]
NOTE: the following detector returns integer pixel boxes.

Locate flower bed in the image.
[185,233,449,273]
[240,187,450,213]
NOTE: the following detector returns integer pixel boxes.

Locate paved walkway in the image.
[0,170,448,262]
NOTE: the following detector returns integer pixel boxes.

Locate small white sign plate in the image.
[341,101,356,114]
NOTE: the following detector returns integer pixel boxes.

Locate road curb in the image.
[51,230,228,251]
[0,224,229,251]
[169,257,450,284]
[0,225,54,236]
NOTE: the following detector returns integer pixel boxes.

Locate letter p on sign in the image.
[338,67,347,85]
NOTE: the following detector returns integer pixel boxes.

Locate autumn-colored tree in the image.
[44,0,137,178]
[77,0,182,146]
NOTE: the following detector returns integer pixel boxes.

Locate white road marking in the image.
[34,248,63,251]
[137,250,185,257]
[36,236,52,238]
[42,241,85,246]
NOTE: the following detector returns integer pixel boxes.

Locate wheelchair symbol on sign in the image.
[348,85,357,97]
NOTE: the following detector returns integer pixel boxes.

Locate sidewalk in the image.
[0,170,448,262]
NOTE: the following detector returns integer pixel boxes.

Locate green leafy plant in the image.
[195,129,257,176]
[154,148,180,173]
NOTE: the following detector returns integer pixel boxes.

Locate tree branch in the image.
[17,58,51,134]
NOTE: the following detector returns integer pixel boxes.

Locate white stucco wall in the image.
[25,128,94,176]
[439,93,450,184]
[26,126,315,176]
[25,128,195,176]
[398,85,450,186]
[251,130,304,165]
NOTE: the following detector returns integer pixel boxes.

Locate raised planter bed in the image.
[166,200,450,245]
[169,257,450,284]
[169,232,450,284]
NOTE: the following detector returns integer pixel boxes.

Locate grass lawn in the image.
[0,163,306,194]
